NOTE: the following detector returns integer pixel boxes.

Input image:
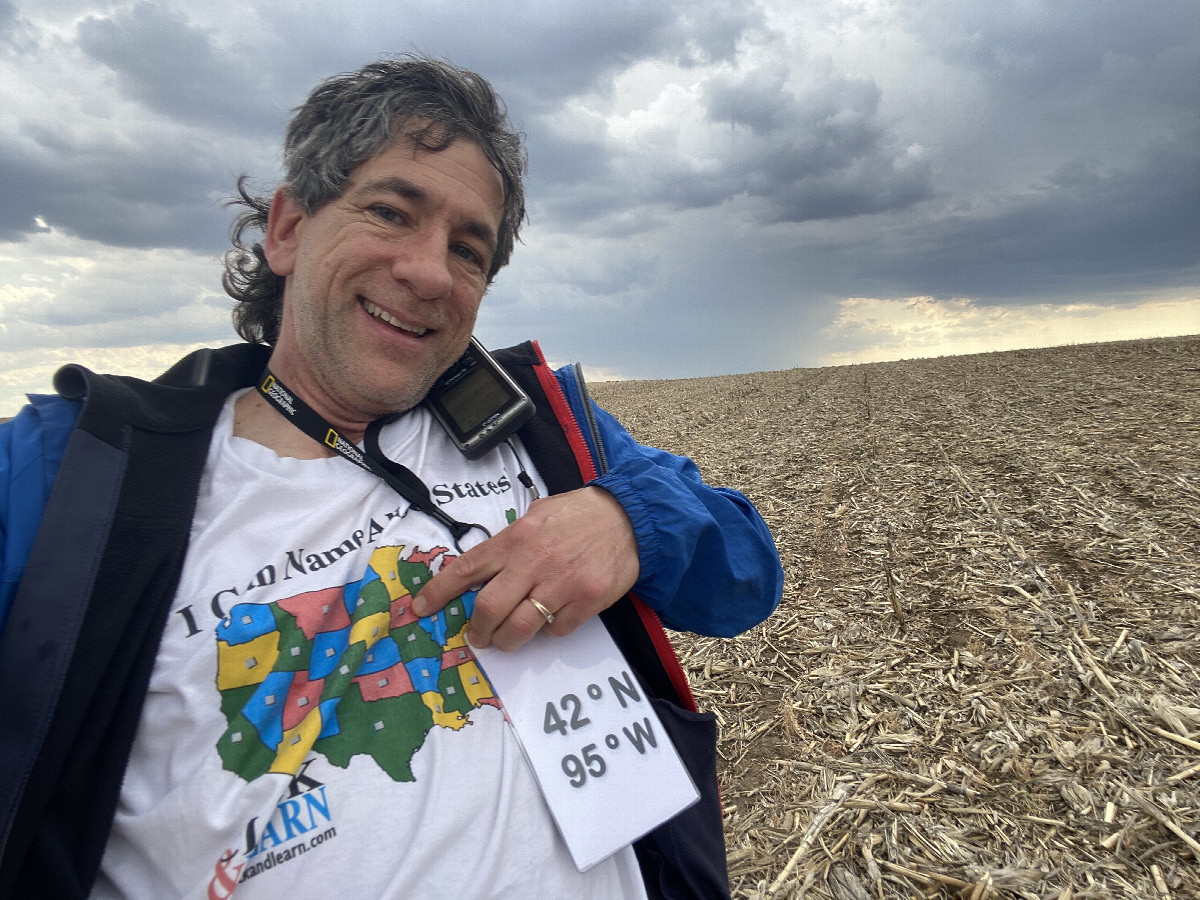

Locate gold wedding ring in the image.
[526,597,555,624]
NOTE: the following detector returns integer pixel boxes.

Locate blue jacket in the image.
[1,345,781,642]
[0,341,782,899]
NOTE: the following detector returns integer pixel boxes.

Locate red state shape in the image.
[281,669,326,732]
[408,546,452,571]
[356,661,416,702]
[441,645,475,670]
[391,597,419,630]
[278,587,351,639]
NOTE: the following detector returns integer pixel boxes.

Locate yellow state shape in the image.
[368,546,412,602]
[270,708,324,776]
[217,633,280,691]
[421,690,467,731]
[349,610,390,648]
[457,661,496,707]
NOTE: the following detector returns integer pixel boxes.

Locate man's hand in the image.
[412,486,639,651]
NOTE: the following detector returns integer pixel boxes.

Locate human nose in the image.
[391,229,454,301]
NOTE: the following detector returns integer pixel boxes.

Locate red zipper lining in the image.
[529,341,698,713]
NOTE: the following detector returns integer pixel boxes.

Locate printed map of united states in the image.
[214,544,499,783]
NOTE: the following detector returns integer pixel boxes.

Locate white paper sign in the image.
[474,616,699,870]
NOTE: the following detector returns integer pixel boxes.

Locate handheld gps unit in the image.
[424,338,535,459]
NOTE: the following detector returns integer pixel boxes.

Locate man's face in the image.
[264,135,505,421]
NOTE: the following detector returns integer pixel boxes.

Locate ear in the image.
[263,187,305,277]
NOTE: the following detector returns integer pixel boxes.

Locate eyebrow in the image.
[353,175,499,256]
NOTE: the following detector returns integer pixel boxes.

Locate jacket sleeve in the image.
[581,396,784,638]
[0,395,80,635]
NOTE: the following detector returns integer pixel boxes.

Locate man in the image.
[0,57,782,898]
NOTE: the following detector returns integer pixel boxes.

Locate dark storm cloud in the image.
[910,0,1199,99]
[246,0,764,117]
[702,67,933,221]
[76,2,282,137]
[6,0,770,253]
[0,124,233,252]
[2,0,1197,403]
[0,0,16,37]
[856,127,1200,299]
[530,60,932,231]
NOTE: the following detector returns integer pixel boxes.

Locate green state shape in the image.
[396,559,435,597]
[392,622,442,663]
[217,685,277,781]
[437,665,475,717]
[271,603,311,673]
[320,641,366,703]
[441,599,469,642]
[315,682,433,782]
[351,578,391,619]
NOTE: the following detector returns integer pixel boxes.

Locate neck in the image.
[233,366,375,458]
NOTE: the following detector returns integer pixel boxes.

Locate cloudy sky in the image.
[2,0,1198,416]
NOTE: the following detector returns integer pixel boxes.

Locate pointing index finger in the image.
[413,541,496,617]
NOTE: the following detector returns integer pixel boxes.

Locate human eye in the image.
[451,242,487,269]
[370,204,406,225]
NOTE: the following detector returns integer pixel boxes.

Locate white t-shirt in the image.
[92,391,648,900]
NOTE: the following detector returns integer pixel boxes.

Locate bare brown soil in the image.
[590,335,1200,899]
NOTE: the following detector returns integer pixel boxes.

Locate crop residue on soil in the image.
[591,335,1200,899]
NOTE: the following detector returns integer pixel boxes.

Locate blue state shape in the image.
[309,626,351,680]
[404,657,441,694]
[317,698,341,739]
[242,670,294,749]
[342,566,381,616]
[218,603,277,646]
[419,611,447,647]
[358,636,401,675]
[460,590,477,618]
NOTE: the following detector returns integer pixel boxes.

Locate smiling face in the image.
[263,134,505,428]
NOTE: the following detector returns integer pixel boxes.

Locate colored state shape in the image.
[217,632,281,691]
[349,609,391,649]
[219,603,277,645]
[343,567,383,617]
[317,698,341,740]
[216,544,500,786]
[278,586,351,639]
[421,690,467,730]
[239,670,295,751]
[404,657,440,695]
[441,640,473,671]
[271,604,312,673]
[217,687,278,781]
[393,621,442,663]
[316,683,433,782]
[442,592,473,641]
[437,665,473,719]
[407,546,451,571]
[390,595,417,630]
[357,660,415,702]
[318,641,366,706]
[357,636,402,675]
[272,706,324,775]
[396,558,436,598]
[441,633,497,710]
[366,545,412,603]
[281,670,326,733]
[420,610,448,647]
[309,626,351,681]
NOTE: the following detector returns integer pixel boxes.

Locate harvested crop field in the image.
[590,334,1200,900]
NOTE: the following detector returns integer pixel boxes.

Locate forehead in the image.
[350,134,505,224]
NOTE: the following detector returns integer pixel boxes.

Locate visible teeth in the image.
[362,300,427,336]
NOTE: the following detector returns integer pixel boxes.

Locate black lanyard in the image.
[255,369,492,551]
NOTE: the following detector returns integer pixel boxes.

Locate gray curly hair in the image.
[223,55,527,345]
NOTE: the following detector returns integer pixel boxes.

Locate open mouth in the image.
[361,298,429,337]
